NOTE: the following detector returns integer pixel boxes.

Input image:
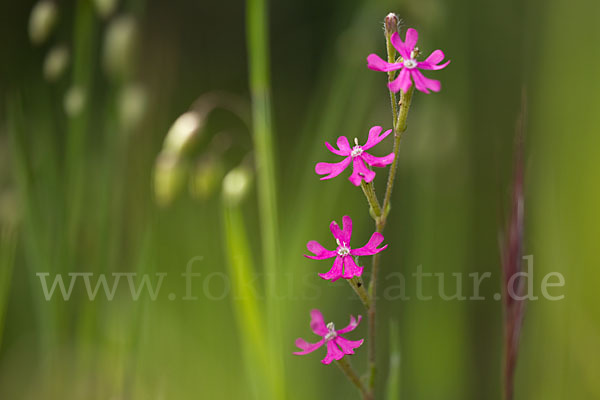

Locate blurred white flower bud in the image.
[154,152,185,207]
[93,0,118,19]
[43,45,69,82]
[118,83,147,132]
[222,166,253,206]
[28,1,58,45]
[164,111,203,155]
[103,15,138,80]
[63,86,86,117]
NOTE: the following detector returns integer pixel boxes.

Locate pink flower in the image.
[315,126,394,186]
[305,215,387,282]
[294,309,364,365]
[367,28,450,94]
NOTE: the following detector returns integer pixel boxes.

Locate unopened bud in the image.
[154,152,186,206]
[93,0,118,19]
[103,15,138,80]
[222,166,253,206]
[164,111,203,155]
[28,1,58,45]
[43,45,69,82]
[384,13,399,37]
[63,86,86,117]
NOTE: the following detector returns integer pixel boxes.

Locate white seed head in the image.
[43,45,69,82]
[29,1,58,45]
[164,111,203,154]
[118,84,147,132]
[93,0,118,19]
[103,15,138,79]
[63,86,86,117]
[222,166,253,206]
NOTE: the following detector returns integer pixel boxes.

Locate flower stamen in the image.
[325,322,337,341]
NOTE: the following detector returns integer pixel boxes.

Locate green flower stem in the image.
[335,357,369,399]
[366,27,416,399]
[382,86,414,222]
[347,276,371,309]
[360,180,382,221]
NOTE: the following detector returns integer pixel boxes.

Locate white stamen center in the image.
[351,139,363,157]
[336,238,351,257]
[325,322,337,341]
[403,59,417,69]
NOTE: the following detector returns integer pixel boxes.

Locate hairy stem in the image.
[335,357,369,399]
[360,181,382,221]
[347,276,371,309]
[382,87,414,222]
[366,26,415,398]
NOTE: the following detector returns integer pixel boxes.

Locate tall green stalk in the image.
[246,0,286,397]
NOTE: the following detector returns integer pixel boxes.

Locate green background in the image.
[0,0,598,399]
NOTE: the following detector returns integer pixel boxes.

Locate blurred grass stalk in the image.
[385,320,401,400]
[0,227,17,350]
[246,0,286,397]
[221,170,281,398]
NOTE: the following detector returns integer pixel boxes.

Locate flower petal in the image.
[349,158,376,186]
[337,315,362,334]
[390,32,410,59]
[341,256,363,279]
[321,341,345,365]
[411,70,441,93]
[315,157,352,180]
[305,240,337,260]
[388,68,412,93]
[404,28,419,54]
[363,126,392,150]
[318,256,344,282]
[351,232,387,256]
[310,309,328,336]
[361,152,395,168]
[329,216,351,244]
[337,136,352,153]
[335,337,364,355]
[418,49,450,70]
[294,337,326,355]
[366,54,404,72]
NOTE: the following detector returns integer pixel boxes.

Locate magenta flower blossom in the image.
[305,215,387,282]
[294,309,364,365]
[367,28,450,94]
[315,126,394,186]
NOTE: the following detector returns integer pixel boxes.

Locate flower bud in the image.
[154,152,186,206]
[102,15,138,80]
[163,111,203,156]
[43,45,69,82]
[28,1,58,45]
[384,13,399,37]
[222,165,253,206]
[63,86,86,117]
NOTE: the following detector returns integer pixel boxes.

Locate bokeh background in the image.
[1,0,599,399]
